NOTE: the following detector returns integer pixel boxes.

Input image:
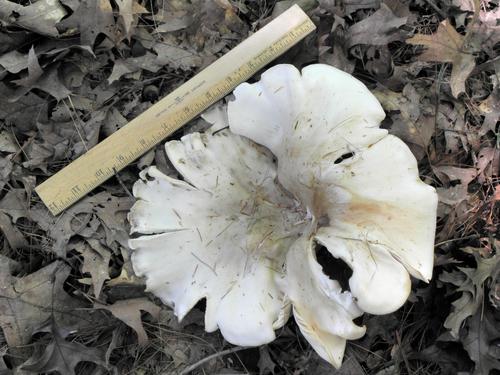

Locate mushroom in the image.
[128,64,437,367]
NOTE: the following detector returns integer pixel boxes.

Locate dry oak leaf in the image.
[21,321,108,375]
[57,0,117,47]
[373,84,434,159]
[115,0,147,40]
[10,47,71,101]
[0,211,28,250]
[0,261,82,347]
[0,83,48,133]
[12,46,43,88]
[440,251,499,338]
[462,306,500,375]
[90,193,133,248]
[0,130,18,153]
[71,239,111,298]
[454,0,500,55]
[149,10,193,33]
[346,3,408,48]
[0,157,12,194]
[0,50,29,74]
[0,188,28,223]
[29,192,131,257]
[153,36,203,71]
[29,199,96,257]
[108,52,162,84]
[407,20,475,98]
[94,298,160,345]
[0,0,66,37]
[478,79,500,135]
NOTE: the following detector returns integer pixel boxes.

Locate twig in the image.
[178,346,249,375]
[433,63,447,151]
[63,97,89,152]
[434,234,480,247]
[395,330,413,375]
[112,167,133,198]
[471,56,500,75]
[422,0,447,19]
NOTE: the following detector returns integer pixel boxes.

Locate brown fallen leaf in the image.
[433,145,497,236]
[373,83,434,159]
[21,320,108,375]
[72,239,111,298]
[0,261,82,346]
[57,0,117,47]
[149,10,193,33]
[462,306,500,375]
[437,104,468,155]
[22,109,104,173]
[319,16,355,74]
[29,200,94,257]
[384,0,414,19]
[271,0,318,18]
[10,48,71,101]
[346,4,407,48]
[154,36,203,70]
[0,211,28,250]
[0,188,28,223]
[475,147,500,184]
[364,45,394,80]
[12,46,43,88]
[115,0,148,40]
[436,146,498,187]
[407,20,475,98]
[0,130,18,153]
[493,185,500,202]
[30,65,72,101]
[258,346,276,375]
[0,32,28,55]
[0,83,48,133]
[434,165,478,187]
[108,52,162,84]
[0,50,29,74]
[0,0,66,37]
[0,157,13,193]
[0,255,20,275]
[91,193,134,248]
[29,192,131,257]
[433,164,478,233]
[454,0,500,56]
[440,251,499,338]
[94,298,160,345]
[478,77,500,135]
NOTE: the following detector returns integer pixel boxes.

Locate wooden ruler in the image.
[35,5,315,215]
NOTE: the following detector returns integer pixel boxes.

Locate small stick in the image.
[178,346,249,375]
[112,167,133,198]
[423,0,447,19]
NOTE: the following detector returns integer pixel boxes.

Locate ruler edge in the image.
[36,5,316,215]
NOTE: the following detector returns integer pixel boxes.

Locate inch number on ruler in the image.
[35,5,316,216]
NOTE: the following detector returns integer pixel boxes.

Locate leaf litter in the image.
[0,0,499,374]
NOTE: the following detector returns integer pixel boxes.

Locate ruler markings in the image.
[35,8,315,215]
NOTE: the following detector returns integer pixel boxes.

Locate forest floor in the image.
[0,0,499,374]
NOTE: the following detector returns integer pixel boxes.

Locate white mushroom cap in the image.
[129,132,304,346]
[228,64,437,314]
[129,64,437,368]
